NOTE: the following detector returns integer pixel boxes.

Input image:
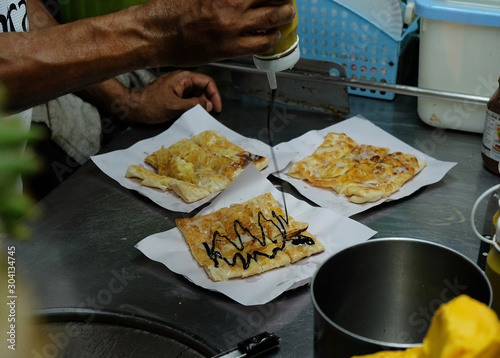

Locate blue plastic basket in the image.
[296,0,419,100]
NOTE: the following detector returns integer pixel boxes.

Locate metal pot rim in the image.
[309,237,493,348]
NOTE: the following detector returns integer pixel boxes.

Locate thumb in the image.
[198,98,214,112]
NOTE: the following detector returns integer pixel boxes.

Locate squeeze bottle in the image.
[253,0,300,89]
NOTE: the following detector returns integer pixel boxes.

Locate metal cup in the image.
[311,238,492,358]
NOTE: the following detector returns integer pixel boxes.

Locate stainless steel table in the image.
[4,67,500,357]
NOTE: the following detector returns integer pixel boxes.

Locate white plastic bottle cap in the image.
[253,42,300,72]
[253,38,300,89]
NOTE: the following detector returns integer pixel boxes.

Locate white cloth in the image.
[32,94,102,164]
[32,70,157,164]
[0,0,28,31]
[117,69,157,88]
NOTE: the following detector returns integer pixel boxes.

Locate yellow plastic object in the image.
[486,246,500,315]
[351,295,500,358]
[259,0,299,57]
[486,207,500,315]
[420,295,500,358]
[351,347,421,358]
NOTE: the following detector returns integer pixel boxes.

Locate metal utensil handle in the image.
[237,331,280,356]
[210,59,489,105]
[471,184,500,252]
[211,332,280,358]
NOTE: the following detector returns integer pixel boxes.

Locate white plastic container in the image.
[414,0,500,133]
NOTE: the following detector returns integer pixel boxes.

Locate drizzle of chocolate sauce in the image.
[266,88,289,220]
[202,209,316,269]
[203,88,315,271]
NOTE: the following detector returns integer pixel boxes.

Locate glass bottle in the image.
[481,77,500,175]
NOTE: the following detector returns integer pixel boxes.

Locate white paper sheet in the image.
[91,105,297,213]
[273,115,457,217]
[135,166,377,306]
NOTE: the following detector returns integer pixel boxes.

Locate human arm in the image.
[28,1,221,123]
[0,0,295,112]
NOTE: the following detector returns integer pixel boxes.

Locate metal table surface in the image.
[5,68,500,357]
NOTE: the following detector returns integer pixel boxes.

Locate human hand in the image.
[142,0,296,66]
[122,70,222,124]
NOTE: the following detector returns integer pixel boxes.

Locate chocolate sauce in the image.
[291,235,316,246]
[203,86,314,271]
[202,210,316,269]
[267,88,289,219]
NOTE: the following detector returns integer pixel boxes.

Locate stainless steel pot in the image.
[311,238,492,358]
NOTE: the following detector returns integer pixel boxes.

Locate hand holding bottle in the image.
[145,0,298,67]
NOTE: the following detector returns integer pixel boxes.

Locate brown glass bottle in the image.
[482,77,500,175]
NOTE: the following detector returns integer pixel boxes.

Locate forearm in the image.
[1,4,156,112]
[25,1,134,116]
